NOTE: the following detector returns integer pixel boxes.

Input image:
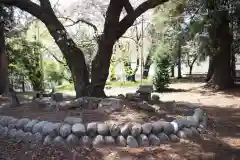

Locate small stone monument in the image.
[136,85,153,101]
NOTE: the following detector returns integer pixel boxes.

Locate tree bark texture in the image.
[143,51,153,79]
[0,15,9,95]
[207,10,233,89]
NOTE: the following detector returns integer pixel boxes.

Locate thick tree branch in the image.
[123,0,134,14]
[0,0,45,21]
[116,0,169,40]
[39,0,54,14]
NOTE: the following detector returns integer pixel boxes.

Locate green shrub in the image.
[153,52,171,91]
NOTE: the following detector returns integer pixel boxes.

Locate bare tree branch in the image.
[42,47,67,66]
[116,0,169,40]
[58,16,98,33]
[0,0,44,21]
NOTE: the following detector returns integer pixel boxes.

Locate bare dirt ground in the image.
[0,83,240,160]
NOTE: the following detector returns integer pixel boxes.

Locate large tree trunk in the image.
[177,43,182,78]
[207,11,233,89]
[171,65,175,77]
[206,56,215,82]
[42,15,90,98]
[0,16,9,95]
[91,39,115,97]
[189,65,193,75]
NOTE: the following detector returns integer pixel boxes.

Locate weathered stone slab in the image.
[136,85,153,94]
[98,98,123,113]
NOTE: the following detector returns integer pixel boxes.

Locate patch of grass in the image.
[56,83,74,91]
[106,79,152,87]
[56,79,152,91]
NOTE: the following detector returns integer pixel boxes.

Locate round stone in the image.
[116,135,126,147]
[80,136,92,147]
[182,128,193,138]
[142,123,152,135]
[53,136,65,146]
[24,120,39,132]
[8,118,18,129]
[32,132,44,144]
[43,135,53,146]
[193,108,204,122]
[138,134,149,147]
[131,123,142,137]
[32,121,48,134]
[66,134,79,146]
[52,123,63,136]
[152,121,166,134]
[42,122,56,136]
[97,123,109,136]
[186,116,199,127]
[92,135,104,147]
[16,118,30,129]
[59,124,72,138]
[72,123,86,136]
[23,132,33,143]
[148,134,160,146]
[109,123,120,137]
[0,127,8,138]
[15,129,25,142]
[170,121,179,133]
[8,128,17,139]
[177,130,187,139]
[172,118,186,130]
[157,132,169,143]
[127,135,138,148]
[201,113,208,129]
[64,117,83,125]
[0,116,13,127]
[120,123,132,137]
[163,122,174,135]
[189,127,199,136]
[87,122,97,137]
[104,136,115,145]
[169,134,180,142]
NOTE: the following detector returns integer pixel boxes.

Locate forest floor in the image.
[0,82,240,160]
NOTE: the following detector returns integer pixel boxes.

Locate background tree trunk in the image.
[177,46,182,78]
[171,65,175,77]
[91,39,114,97]
[143,52,152,79]
[189,65,193,75]
[208,11,233,89]
[206,56,214,82]
[0,17,9,95]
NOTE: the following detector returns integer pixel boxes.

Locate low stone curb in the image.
[0,108,207,148]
